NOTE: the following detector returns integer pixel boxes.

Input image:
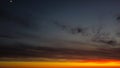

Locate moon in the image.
[9,0,13,3]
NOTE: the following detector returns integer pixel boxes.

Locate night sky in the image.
[1,0,120,61]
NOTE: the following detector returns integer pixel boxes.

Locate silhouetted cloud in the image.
[0,42,120,61]
[116,16,120,21]
[0,35,17,39]
[94,39,117,45]
[53,21,86,34]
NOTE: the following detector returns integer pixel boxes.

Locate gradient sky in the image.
[1,0,120,60]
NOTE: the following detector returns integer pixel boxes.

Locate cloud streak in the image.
[53,21,86,34]
[0,42,120,61]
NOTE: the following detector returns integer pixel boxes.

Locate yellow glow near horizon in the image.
[1,61,120,68]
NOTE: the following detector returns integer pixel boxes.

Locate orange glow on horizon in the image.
[78,59,120,63]
[1,60,120,68]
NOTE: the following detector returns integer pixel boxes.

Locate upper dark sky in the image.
[1,0,120,60]
[0,0,120,45]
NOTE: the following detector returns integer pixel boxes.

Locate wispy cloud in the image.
[53,20,86,34]
[0,41,120,61]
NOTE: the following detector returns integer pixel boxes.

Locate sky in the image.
[1,0,120,61]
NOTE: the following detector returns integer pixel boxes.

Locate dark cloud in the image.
[116,16,120,21]
[0,34,17,39]
[0,32,40,40]
[94,39,117,46]
[53,21,86,34]
[0,43,120,60]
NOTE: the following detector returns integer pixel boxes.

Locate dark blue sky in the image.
[1,0,120,48]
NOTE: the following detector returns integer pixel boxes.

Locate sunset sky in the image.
[1,0,120,63]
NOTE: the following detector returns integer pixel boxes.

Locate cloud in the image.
[0,41,120,61]
[53,21,86,34]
